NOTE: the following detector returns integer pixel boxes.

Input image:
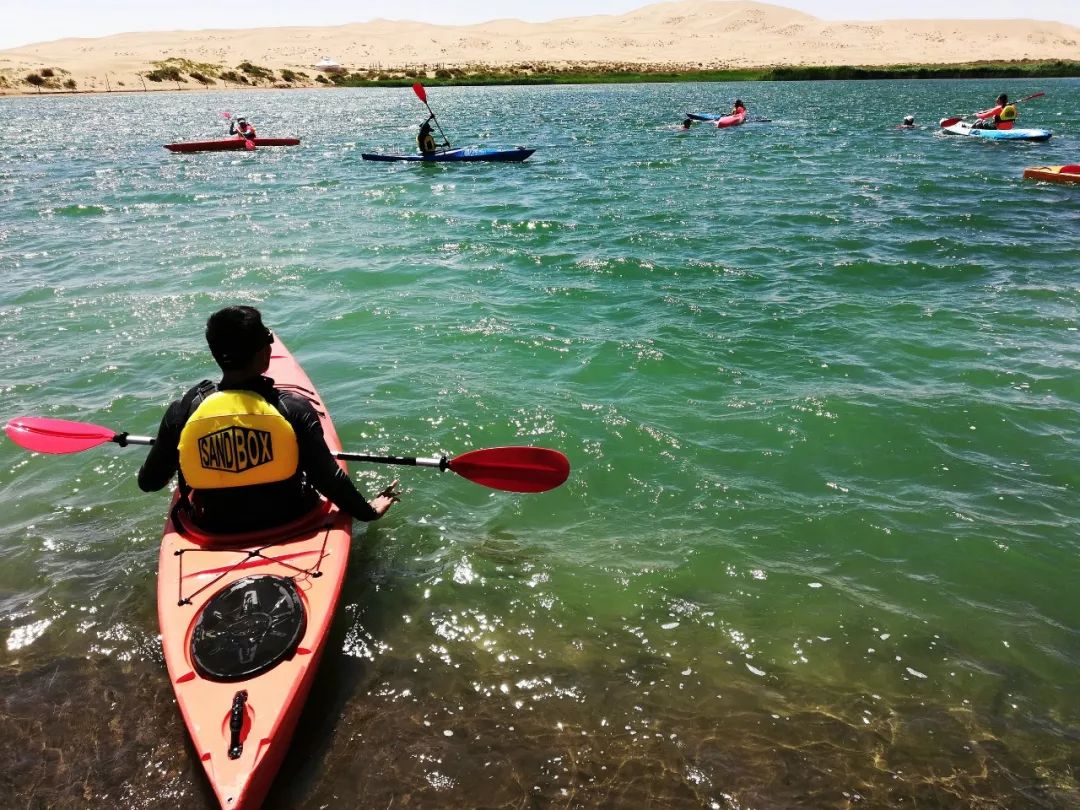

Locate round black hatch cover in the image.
[191,575,307,682]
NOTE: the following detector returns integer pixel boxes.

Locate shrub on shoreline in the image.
[146,66,185,83]
[238,61,274,82]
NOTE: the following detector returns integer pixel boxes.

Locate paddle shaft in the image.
[108,432,445,468]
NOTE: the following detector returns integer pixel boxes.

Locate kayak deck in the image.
[156,338,351,810]
[361,147,534,163]
[164,138,301,153]
[1023,165,1080,185]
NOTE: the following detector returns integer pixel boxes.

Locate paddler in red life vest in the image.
[137,306,400,533]
[229,117,257,140]
[971,94,1018,130]
[730,99,747,116]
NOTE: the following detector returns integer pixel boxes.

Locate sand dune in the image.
[1,0,1078,94]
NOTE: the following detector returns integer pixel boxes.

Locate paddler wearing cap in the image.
[137,305,399,533]
[971,93,1018,130]
[229,117,257,140]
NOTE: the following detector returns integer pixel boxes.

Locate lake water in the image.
[1,78,1079,808]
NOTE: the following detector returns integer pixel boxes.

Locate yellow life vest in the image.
[177,390,299,489]
[999,104,1017,122]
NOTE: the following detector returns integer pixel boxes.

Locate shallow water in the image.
[1,78,1079,808]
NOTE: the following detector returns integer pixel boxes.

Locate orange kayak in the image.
[156,338,352,809]
[1023,165,1080,185]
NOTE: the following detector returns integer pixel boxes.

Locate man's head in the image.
[205,306,273,371]
[996,94,1008,105]
[903,115,915,126]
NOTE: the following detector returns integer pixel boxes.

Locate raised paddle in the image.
[4,416,570,494]
[939,92,1045,129]
[412,83,452,150]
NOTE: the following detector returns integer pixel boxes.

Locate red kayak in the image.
[715,111,747,129]
[157,337,351,809]
[164,138,301,153]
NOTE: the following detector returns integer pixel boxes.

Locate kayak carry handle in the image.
[228,690,248,760]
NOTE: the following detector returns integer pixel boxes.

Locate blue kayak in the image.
[942,122,1052,142]
[361,147,534,163]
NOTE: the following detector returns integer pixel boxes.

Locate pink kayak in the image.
[157,337,351,809]
[164,138,301,153]
[715,111,747,129]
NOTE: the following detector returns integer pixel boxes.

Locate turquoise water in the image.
[1,79,1079,807]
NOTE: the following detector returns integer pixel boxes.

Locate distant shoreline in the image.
[3,60,1079,97]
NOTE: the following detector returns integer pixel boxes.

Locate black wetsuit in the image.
[138,375,378,531]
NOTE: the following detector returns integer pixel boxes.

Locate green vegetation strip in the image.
[325,60,1080,87]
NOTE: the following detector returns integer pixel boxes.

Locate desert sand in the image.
[1,0,1078,94]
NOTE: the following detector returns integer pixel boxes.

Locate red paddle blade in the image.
[412,82,427,103]
[448,446,570,493]
[4,416,116,454]
[221,111,233,120]
[939,117,961,128]
[245,138,255,150]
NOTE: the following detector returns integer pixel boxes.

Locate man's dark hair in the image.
[205,306,272,370]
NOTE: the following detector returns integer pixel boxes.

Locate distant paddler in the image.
[413,84,452,156]
[418,116,445,156]
[230,116,257,140]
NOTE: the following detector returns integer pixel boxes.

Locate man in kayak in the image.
[730,99,747,116]
[418,116,438,155]
[230,117,257,140]
[900,115,916,128]
[971,94,1017,130]
[138,306,399,532]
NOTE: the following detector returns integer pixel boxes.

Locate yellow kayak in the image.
[1023,165,1080,185]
